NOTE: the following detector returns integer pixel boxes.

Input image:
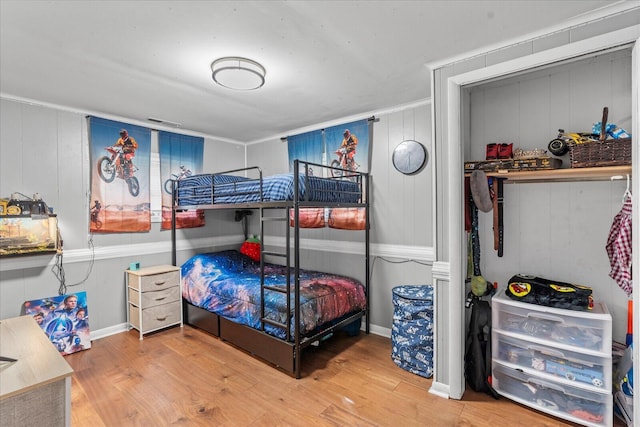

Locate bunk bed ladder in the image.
[259,206,292,342]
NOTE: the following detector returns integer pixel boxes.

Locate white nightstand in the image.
[126,265,182,340]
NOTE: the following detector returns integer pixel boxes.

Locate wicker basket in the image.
[568,137,632,168]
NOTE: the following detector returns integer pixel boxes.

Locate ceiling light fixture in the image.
[211,57,266,90]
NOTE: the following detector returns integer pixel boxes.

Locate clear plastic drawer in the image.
[492,364,612,427]
[492,290,611,354]
[493,333,611,390]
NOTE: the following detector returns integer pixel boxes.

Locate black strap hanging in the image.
[497,178,504,257]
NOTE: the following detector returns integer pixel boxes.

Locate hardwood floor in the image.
[65,325,616,426]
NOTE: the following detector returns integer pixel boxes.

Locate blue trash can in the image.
[391,285,434,378]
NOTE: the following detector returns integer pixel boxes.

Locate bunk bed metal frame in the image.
[170,160,370,378]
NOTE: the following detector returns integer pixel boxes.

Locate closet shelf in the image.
[466,165,631,183]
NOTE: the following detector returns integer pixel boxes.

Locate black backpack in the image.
[464,298,498,398]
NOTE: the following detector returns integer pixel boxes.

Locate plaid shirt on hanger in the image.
[606,195,632,297]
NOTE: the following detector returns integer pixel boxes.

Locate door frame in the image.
[444,26,639,402]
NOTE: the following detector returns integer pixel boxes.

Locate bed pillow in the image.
[240,236,261,261]
[328,208,365,230]
[289,208,326,228]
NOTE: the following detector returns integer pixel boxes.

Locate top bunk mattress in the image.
[174,172,362,206]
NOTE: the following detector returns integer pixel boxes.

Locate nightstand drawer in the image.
[129,300,181,333]
[136,270,180,292]
[129,286,180,309]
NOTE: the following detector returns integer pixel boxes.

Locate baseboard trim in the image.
[90,322,391,342]
[368,324,391,338]
[429,381,451,399]
[90,322,128,341]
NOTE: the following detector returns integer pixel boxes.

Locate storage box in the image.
[568,138,631,168]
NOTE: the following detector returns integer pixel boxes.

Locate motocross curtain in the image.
[324,119,370,230]
[287,129,323,175]
[286,119,370,230]
[287,130,326,228]
[88,116,151,233]
[325,119,370,175]
[158,131,204,229]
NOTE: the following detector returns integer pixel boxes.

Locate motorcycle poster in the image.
[88,116,151,233]
[22,292,91,355]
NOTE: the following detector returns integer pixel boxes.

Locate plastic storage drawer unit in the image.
[492,289,612,427]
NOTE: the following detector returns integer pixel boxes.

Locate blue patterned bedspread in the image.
[175,173,361,206]
[182,250,366,339]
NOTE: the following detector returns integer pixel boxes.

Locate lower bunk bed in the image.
[181,250,367,377]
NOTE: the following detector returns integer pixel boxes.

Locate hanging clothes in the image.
[605,194,632,297]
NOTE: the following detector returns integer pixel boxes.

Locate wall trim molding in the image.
[264,235,435,261]
[0,93,433,147]
[248,98,432,145]
[1,235,436,270]
[90,322,392,349]
[369,324,391,339]
[90,322,128,341]
[0,235,245,271]
[432,261,450,280]
[0,94,245,145]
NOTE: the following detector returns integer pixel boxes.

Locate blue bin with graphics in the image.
[391,285,434,378]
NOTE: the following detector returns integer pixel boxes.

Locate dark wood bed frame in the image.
[172,160,370,378]
[183,299,365,375]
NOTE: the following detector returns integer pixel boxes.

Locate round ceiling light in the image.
[211,57,266,90]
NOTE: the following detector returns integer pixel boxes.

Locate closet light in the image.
[211,57,266,90]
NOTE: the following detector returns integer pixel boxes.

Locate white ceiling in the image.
[0,1,627,143]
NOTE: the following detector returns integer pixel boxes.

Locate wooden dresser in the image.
[0,315,73,427]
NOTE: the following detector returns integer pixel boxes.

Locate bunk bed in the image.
[170,160,370,378]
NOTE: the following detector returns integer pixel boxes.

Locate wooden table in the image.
[0,315,74,427]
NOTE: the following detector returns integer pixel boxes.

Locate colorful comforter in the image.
[175,173,361,206]
[181,250,366,339]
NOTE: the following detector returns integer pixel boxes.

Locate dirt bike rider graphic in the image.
[90,200,102,229]
[96,129,140,197]
[339,129,358,171]
[90,200,101,219]
[115,129,138,178]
